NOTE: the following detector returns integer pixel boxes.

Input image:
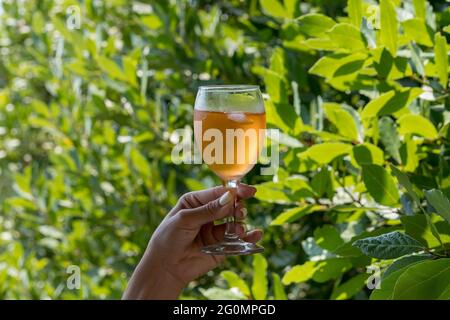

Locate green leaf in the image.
[397,114,438,139]
[270,47,287,77]
[401,214,450,248]
[284,177,315,198]
[409,43,425,77]
[352,231,424,259]
[123,56,138,87]
[391,259,450,299]
[331,273,369,300]
[303,38,339,51]
[252,254,268,300]
[184,178,206,191]
[379,117,401,163]
[129,148,151,178]
[265,100,302,135]
[296,13,336,37]
[221,271,250,297]
[361,91,393,118]
[361,89,422,118]
[370,262,418,299]
[326,23,366,51]
[311,167,334,199]
[141,15,163,29]
[380,0,398,56]
[425,189,450,225]
[390,165,420,204]
[282,259,352,285]
[282,261,317,285]
[314,225,345,251]
[298,142,352,165]
[372,47,412,80]
[255,181,293,204]
[323,103,358,140]
[272,273,287,300]
[382,254,433,279]
[260,0,289,19]
[413,0,426,19]
[264,69,288,104]
[312,258,352,283]
[402,18,433,47]
[400,135,419,172]
[424,210,443,246]
[283,0,300,19]
[348,0,363,27]
[32,12,45,33]
[351,143,384,167]
[97,56,128,82]
[434,33,449,88]
[270,205,324,226]
[309,53,368,91]
[361,164,400,206]
[334,227,402,257]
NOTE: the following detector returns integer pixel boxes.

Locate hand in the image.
[122,184,263,300]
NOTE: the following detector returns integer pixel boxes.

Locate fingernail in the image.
[219,191,233,206]
[241,208,247,218]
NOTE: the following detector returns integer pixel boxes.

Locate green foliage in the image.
[361,164,399,206]
[352,231,425,259]
[425,189,450,224]
[252,254,268,300]
[371,259,450,299]
[380,0,398,55]
[1,0,449,300]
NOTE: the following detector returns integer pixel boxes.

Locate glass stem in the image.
[224,179,239,240]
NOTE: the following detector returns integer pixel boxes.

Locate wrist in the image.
[123,256,184,300]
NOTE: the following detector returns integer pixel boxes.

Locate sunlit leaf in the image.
[434,32,448,88]
[397,114,438,139]
[298,142,352,164]
[272,273,287,300]
[296,13,336,37]
[361,164,400,206]
[380,0,398,56]
[252,254,268,300]
[221,271,251,297]
[425,189,450,225]
[331,273,369,300]
[348,0,363,27]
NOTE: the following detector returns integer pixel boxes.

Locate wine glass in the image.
[193,85,266,255]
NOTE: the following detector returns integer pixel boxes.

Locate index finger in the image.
[178,183,256,210]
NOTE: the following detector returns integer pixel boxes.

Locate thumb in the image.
[176,191,234,228]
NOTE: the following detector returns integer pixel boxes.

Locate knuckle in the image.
[179,192,194,208]
[177,209,190,222]
[206,201,217,218]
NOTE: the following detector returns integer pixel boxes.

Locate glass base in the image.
[201,236,264,256]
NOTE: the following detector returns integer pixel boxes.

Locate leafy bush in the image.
[0,0,449,300]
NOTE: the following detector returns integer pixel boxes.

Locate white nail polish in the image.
[241,208,247,217]
[219,191,233,206]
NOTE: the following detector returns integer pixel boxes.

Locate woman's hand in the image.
[122,184,262,300]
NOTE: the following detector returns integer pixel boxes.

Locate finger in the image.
[178,184,256,210]
[178,186,227,210]
[177,191,234,228]
[242,229,263,243]
[237,184,256,201]
[205,223,246,244]
[234,202,247,220]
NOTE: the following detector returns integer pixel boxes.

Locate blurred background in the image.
[0,0,449,300]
